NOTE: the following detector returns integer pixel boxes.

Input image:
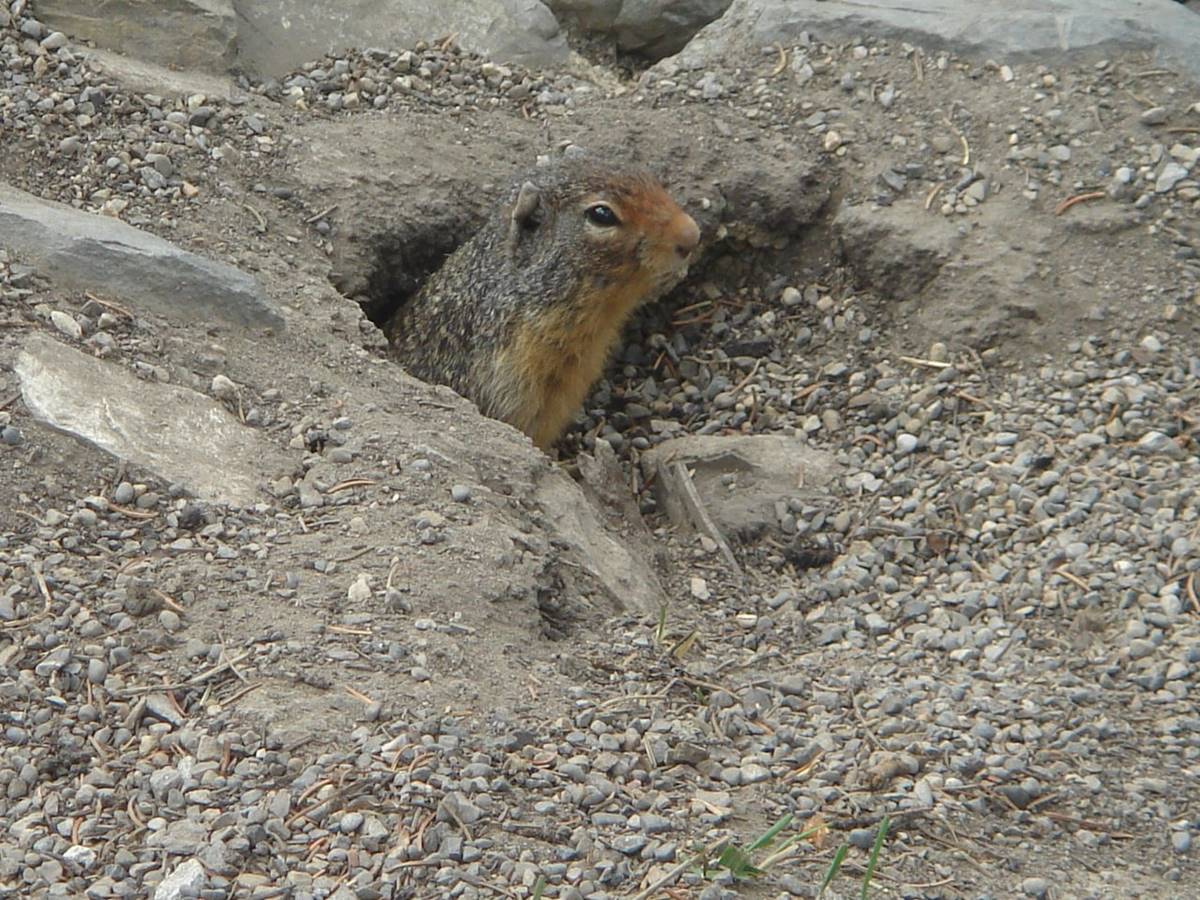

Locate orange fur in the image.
[488,179,700,449]
[505,269,658,449]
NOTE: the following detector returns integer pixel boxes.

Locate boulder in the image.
[32,0,238,74]
[641,434,839,543]
[15,335,294,507]
[233,0,568,77]
[34,0,569,76]
[77,46,244,101]
[671,0,1200,83]
[0,184,283,331]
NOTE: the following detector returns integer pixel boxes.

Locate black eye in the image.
[585,204,619,227]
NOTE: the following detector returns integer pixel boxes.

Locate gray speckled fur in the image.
[384,154,674,428]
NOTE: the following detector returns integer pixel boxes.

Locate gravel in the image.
[2,5,1199,899]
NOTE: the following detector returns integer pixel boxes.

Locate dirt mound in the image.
[1,5,1199,899]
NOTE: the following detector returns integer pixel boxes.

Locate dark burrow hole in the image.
[353,215,471,331]
[349,217,854,596]
[351,213,856,468]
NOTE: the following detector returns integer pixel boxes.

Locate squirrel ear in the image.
[509,181,542,242]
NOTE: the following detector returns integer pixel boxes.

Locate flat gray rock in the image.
[151,859,207,900]
[834,202,961,301]
[32,0,568,79]
[15,334,292,507]
[674,0,1200,82]
[33,0,237,73]
[78,45,244,101]
[0,184,283,331]
[234,0,568,77]
[535,471,666,615]
[641,434,840,542]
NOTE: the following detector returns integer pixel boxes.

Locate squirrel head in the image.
[504,154,700,304]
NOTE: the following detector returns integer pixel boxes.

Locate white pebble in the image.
[210,374,239,400]
[50,310,82,339]
[347,574,372,603]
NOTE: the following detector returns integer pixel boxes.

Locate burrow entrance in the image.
[332,186,922,489]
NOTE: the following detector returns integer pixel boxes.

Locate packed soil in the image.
[1,11,1199,900]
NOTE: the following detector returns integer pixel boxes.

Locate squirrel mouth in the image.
[662,260,691,285]
[655,264,689,293]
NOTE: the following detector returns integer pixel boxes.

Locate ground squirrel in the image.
[384,152,701,449]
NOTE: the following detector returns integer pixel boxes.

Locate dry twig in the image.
[325,479,378,494]
[770,44,789,77]
[1055,191,1105,216]
[305,204,338,224]
[243,202,267,232]
[899,355,952,369]
[0,563,54,630]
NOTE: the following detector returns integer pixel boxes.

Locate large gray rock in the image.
[232,0,568,77]
[641,435,840,542]
[535,471,666,616]
[0,184,283,331]
[78,46,244,102]
[32,0,237,74]
[15,335,293,507]
[834,202,961,301]
[548,0,732,58]
[33,0,568,76]
[673,0,1200,82]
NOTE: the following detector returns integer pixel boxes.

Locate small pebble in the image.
[1140,106,1169,126]
[1021,877,1049,898]
[211,374,239,401]
[50,310,82,339]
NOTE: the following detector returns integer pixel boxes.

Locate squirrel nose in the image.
[674,214,700,259]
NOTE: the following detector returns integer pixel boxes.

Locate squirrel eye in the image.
[585,204,620,227]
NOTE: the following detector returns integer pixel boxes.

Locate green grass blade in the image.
[818,844,849,898]
[715,844,763,879]
[746,814,794,852]
[759,820,832,869]
[531,875,546,899]
[860,815,892,900]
